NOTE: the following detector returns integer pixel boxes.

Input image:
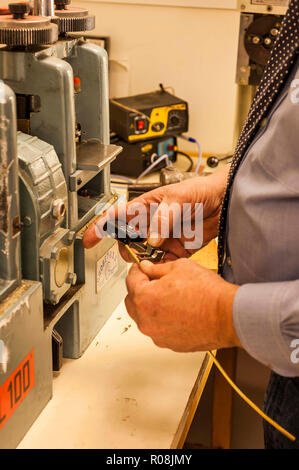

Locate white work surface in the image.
[18,300,210,449]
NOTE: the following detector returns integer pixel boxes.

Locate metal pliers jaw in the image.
[128,242,165,263]
[103,220,165,263]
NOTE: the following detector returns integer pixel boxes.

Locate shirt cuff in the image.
[233,282,299,377]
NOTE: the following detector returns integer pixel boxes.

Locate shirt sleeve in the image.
[233,280,299,377]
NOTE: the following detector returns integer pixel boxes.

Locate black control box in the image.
[110,91,188,143]
[110,135,177,178]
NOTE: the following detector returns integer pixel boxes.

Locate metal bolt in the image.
[23,216,32,226]
[52,199,66,220]
[66,230,75,244]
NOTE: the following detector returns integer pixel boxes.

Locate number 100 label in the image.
[0,349,35,429]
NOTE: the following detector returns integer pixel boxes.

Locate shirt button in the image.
[226,256,232,267]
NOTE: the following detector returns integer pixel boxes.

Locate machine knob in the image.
[170,115,180,126]
[9,2,30,19]
[207,156,219,168]
[54,0,71,10]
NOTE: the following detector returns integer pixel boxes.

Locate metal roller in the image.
[0,2,58,46]
[51,0,95,33]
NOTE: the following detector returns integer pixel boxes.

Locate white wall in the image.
[0,0,240,154]
[73,1,240,154]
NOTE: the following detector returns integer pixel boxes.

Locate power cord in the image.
[207,350,295,442]
[176,150,194,172]
[179,135,202,174]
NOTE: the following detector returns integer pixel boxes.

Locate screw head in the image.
[23,216,32,226]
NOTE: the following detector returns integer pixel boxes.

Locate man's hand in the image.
[125,258,241,352]
[82,166,230,262]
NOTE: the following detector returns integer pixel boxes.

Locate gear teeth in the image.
[51,15,95,33]
[0,24,58,46]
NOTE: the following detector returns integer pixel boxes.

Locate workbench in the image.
[17,299,212,449]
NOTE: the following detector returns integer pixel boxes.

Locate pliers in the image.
[103,220,165,263]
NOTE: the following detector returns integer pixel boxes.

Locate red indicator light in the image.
[74,76,81,93]
[137,120,145,130]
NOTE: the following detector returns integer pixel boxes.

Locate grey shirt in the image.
[224,56,299,377]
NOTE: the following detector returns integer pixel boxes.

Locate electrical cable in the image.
[179,135,202,174]
[136,154,170,183]
[111,174,135,184]
[207,351,295,442]
[110,98,150,121]
[176,150,194,172]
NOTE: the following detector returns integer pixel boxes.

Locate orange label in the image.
[0,349,34,429]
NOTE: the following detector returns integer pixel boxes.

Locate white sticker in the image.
[96,243,119,292]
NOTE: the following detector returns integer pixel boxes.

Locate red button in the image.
[137,120,145,130]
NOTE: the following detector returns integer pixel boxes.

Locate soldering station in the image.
[0,0,296,453]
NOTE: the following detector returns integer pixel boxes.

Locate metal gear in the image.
[0,3,58,46]
[51,7,95,33]
[0,22,58,46]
